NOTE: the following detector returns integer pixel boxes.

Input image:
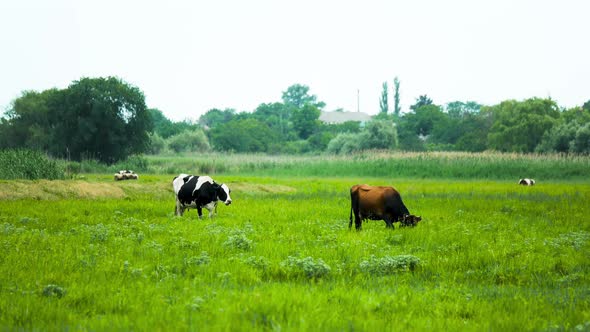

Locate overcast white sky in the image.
[1,0,588,121]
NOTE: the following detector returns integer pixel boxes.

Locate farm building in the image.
[319,111,372,125]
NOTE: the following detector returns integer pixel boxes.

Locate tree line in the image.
[1,76,589,164]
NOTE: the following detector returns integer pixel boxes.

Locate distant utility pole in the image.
[357,89,360,113]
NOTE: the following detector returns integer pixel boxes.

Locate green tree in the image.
[572,123,590,153]
[1,77,152,163]
[410,95,433,111]
[397,104,445,151]
[56,77,152,163]
[362,120,398,149]
[446,101,481,118]
[404,104,445,137]
[535,121,579,153]
[292,104,321,139]
[307,129,334,151]
[560,106,590,125]
[148,108,199,139]
[393,77,401,117]
[281,84,325,109]
[198,108,236,129]
[252,102,292,139]
[454,112,492,152]
[379,81,389,114]
[147,132,166,154]
[148,108,174,137]
[429,101,486,151]
[210,118,277,152]
[537,106,590,153]
[0,89,61,151]
[486,98,560,153]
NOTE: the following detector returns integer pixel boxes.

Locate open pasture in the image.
[0,175,589,331]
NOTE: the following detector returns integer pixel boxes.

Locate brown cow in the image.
[349,184,421,230]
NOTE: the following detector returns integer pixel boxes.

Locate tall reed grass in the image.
[0,149,64,180]
[143,151,590,180]
[5,150,589,181]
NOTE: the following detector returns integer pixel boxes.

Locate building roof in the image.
[319,111,372,124]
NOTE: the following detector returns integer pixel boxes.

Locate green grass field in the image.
[1,171,589,330]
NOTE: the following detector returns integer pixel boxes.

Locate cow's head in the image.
[215,183,232,206]
[401,214,422,227]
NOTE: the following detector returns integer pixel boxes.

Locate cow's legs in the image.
[175,199,184,216]
[207,203,217,219]
[197,207,203,219]
[205,202,218,218]
[351,195,362,231]
[384,216,395,229]
[349,211,362,230]
[354,213,362,231]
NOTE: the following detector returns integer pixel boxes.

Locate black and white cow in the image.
[518,178,536,186]
[173,174,232,218]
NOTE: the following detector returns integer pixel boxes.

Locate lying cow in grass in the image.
[350,184,421,230]
[172,174,232,219]
[519,178,535,186]
[114,170,138,181]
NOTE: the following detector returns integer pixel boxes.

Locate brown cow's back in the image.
[357,185,399,217]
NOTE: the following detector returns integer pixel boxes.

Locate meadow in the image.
[0,153,589,331]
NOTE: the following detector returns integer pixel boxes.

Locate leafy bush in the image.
[147,132,166,154]
[243,256,270,271]
[544,231,590,251]
[167,130,210,153]
[326,132,363,154]
[42,284,66,298]
[184,252,211,266]
[89,223,109,243]
[326,120,397,154]
[280,256,331,279]
[572,123,590,154]
[223,231,252,250]
[359,255,421,275]
[363,120,398,150]
[536,121,579,153]
[0,149,64,180]
[210,118,277,153]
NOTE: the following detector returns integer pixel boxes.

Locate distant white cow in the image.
[518,178,535,186]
